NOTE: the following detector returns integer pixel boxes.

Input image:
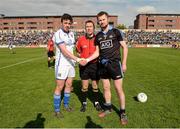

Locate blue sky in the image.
[0,0,179,26]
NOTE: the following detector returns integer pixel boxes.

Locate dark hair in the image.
[97,11,109,18]
[85,20,95,29]
[61,13,73,23]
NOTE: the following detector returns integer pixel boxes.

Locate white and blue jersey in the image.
[53,29,75,66]
[52,29,75,79]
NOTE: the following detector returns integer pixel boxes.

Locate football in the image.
[137,93,147,103]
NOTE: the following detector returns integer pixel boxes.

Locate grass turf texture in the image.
[0,48,179,128]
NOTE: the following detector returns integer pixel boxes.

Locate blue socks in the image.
[53,93,70,112]
[64,93,70,108]
[53,94,61,112]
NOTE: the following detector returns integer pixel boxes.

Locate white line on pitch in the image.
[0,56,45,70]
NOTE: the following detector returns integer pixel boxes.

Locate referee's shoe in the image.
[95,103,102,111]
[80,104,86,112]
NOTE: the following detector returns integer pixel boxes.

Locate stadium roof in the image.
[0,15,118,19]
[136,13,180,17]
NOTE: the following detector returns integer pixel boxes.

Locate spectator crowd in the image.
[0,31,52,46]
[125,30,180,45]
[0,30,180,46]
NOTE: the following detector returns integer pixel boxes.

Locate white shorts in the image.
[8,46,13,50]
[55,64,75,80]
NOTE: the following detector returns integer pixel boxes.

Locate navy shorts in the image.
[99,60,124,80]
[79,62,100,80]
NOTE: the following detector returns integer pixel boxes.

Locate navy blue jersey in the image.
[95,28,124,61]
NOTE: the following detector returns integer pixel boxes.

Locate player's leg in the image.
[63,66,75,112]
[11,47,15,54]
[48,57,51,68]
[79,65,89,112]
[114,79,128,125]
[80,79,89,112]
[49,51,55,68]
[114,79,125,111]
[54,79,65,118]
[98,79,112,117]
[9,46,13,54]
[111,61,125,110]
[111,60,128,125]
[90,63,102,111]
[63,77,74,112]
[54,64,69,118]
[47,51,51,68]
[52,52,55,66]
[52,56,55,67]
[92,80,102,111]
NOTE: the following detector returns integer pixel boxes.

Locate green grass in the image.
[0,48,179,128]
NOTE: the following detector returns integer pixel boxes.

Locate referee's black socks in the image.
[92,89,99,105]
[81,90,88,105]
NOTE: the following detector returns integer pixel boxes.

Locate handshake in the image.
[76,58,90,66]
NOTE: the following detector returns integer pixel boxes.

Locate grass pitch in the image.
[0,47,179,128]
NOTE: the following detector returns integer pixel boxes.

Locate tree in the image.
[116,24,127,29]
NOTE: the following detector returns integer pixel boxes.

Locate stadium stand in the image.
[0,29,179,48]
[0,30,52,46]
[125,30,180,45]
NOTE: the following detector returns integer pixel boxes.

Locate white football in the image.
[137,93,147,103]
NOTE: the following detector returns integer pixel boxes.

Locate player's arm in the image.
[120,40,128,72]
[86,46,99,62]
[58,43,81,62]
[78,46,99,66]
[53,32,81,62]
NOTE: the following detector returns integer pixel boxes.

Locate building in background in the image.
[134,14,180,29]
[0,15,118,31]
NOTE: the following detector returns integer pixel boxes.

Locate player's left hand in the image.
[122,64,127,73]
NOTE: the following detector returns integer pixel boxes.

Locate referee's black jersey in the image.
[95,26,124,61]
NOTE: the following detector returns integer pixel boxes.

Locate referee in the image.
[76,20,102,112]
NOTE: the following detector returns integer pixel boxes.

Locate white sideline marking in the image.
[0,56,45,70]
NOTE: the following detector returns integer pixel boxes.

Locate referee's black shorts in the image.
[47,51,55,58]
[79,62,100,80]
[99,60,124,80]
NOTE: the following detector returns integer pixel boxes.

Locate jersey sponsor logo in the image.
[100,40,113,49]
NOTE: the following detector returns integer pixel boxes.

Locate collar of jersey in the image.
[61,28,70,34]
[101,25,113,34]
[85,33,95,39]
